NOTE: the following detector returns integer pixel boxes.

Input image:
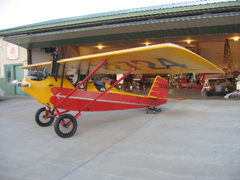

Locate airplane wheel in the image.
[35,107,54,127]
[54,114,77,138]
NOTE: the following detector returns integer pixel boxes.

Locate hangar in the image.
[0,0,240,95]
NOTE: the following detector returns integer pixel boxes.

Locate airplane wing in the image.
[21,62,52,71]
[21,43,224,74]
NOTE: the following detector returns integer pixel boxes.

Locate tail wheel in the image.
[54,114,77,138]
[35,107,54,127]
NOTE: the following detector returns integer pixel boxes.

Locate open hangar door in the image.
[41,36,238,99]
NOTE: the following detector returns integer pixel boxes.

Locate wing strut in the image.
[85,65,90,91]
[54,60,135,121]
[55,59,107,110]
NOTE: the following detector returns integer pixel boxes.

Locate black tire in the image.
[35,107,55,127]
[54,114,77,138]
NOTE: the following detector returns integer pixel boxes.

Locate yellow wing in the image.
[21,43,224,74]
[21,62,52,71]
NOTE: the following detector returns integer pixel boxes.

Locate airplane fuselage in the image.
[22,77,167,112]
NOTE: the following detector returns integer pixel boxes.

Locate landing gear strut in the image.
[35,107,55,127]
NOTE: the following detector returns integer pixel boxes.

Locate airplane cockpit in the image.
[65,71,107,92]
[94,80,106,92]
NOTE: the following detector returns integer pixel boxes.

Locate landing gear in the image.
[35,107,55,127]
[54,114,78,138]
[145,106,161,114]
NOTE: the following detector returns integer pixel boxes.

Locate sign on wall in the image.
[7,43,19,60]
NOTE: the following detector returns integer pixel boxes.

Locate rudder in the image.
[148,76,168,99]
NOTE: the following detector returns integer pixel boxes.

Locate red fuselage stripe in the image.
[56,94,154,107]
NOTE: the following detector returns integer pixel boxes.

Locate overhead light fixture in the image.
[143,42,152,46]
[233,37,239,41]
[95,44,106,49]
[187,40,191,44]
[145,42,152,46]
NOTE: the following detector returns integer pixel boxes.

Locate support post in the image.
[81,67,136,111]
[55,60,107,108]
[60,64,65,88]
[85,68,90,91]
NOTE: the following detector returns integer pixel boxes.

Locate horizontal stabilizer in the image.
[167,98,190,101]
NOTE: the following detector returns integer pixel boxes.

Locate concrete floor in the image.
[0,89,240,180]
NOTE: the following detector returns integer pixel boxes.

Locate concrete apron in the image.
[0,92,239,180]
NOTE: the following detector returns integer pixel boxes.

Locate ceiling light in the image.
[98,45,103,49]
[187,40,191,44]
[142,41,152,46]
[233,37,239,41]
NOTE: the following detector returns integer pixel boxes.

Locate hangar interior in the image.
[0,0,239,96]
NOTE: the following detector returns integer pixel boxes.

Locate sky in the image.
[0,0,194,30]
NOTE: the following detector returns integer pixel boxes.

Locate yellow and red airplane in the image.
[13,43,223,138]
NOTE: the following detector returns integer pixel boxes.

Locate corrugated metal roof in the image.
[4,11,240,49]
[0,0,239,36]
[14,0,237,24]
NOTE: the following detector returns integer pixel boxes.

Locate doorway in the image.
[14,64,25,95]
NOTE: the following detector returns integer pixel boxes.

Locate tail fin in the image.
[148,76,168,99]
